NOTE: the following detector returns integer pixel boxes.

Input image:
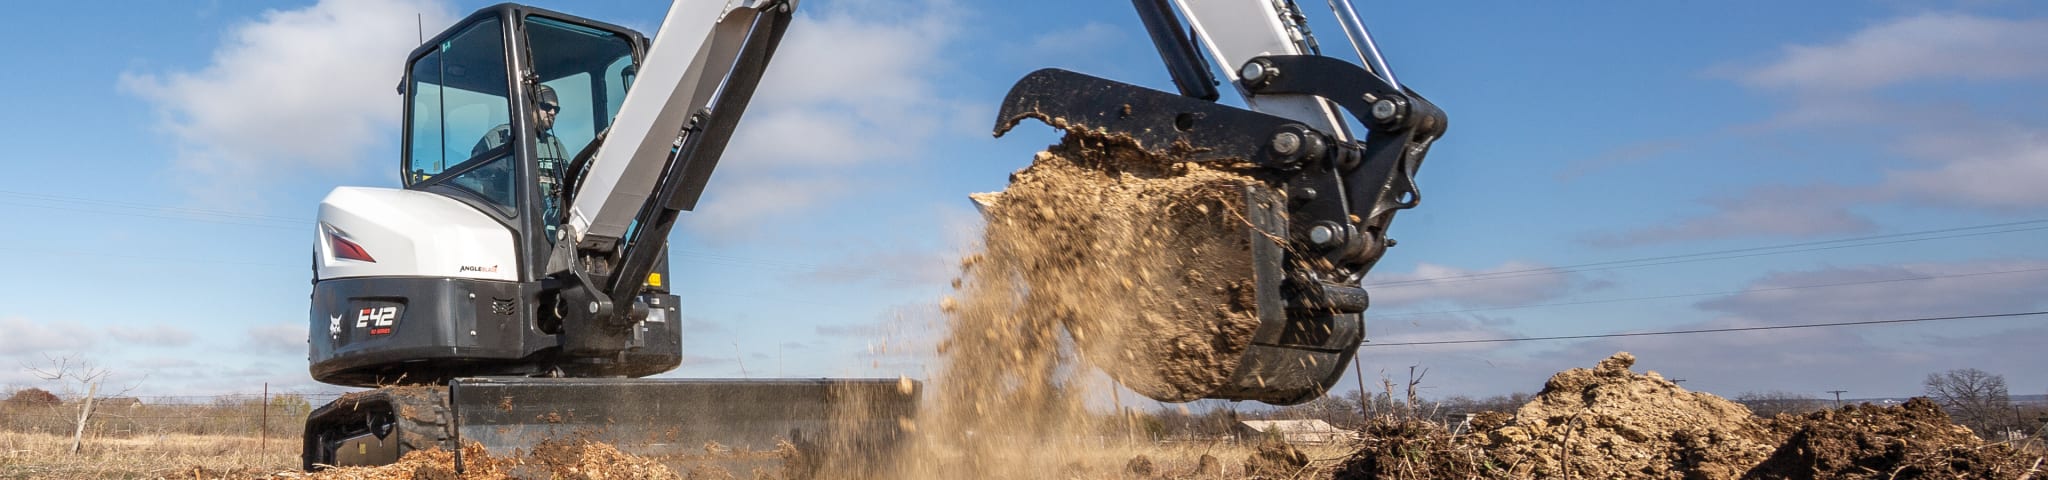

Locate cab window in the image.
[406,17,512,187]
[525,15,636,159]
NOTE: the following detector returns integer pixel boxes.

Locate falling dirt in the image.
[952,133,1266,402]
[891,132,1271,478]
[1332,352,2044,480]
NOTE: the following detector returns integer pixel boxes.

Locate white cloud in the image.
[1013,22,1126,69]
[105,324,196,348]
[0,317,95,356]
[1618,12,2048,245]
[1695,259,2048,320]
[804,248,958,288]
[1362,258,2048,397]
[1741,13,2048,92]
[121,0,454,197]
[1022,22,1120,55]
[1367,261,1595,309]
[245,323,306,355]
[1588,185,1878,246]
[1557,138,1686,182]
[721,0,966,168]
[687,0,968,243]
[682,175,851,240]
[1365,313,1527,355]
[1882,128,2048,208]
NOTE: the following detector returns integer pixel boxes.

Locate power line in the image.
[1365,218,2048,288]
[1360,310,2048,347]
[1373,264,2048,319]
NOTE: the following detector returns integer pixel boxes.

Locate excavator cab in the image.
[313,5,677,389]
[304,4,893,471]
[400,8,643,261]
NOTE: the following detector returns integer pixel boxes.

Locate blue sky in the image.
[1,0,2044,405]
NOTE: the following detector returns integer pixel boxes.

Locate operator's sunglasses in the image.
[539,103,560,113]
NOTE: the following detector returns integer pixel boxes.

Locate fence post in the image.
[261,383,269,452]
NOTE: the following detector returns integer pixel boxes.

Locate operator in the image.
[473,84,568,238]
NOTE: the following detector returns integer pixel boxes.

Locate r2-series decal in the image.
[356,307,398,335]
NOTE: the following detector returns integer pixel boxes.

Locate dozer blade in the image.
[304,378,919,476]
[451,378,917,475]
[993,68,1385,405]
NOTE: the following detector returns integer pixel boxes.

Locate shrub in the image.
[4,388,61,407]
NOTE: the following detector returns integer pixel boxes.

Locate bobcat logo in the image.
[329,314,343,340]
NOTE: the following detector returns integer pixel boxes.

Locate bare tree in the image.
[24,354,140,454]
[1924,368,2012,437]
[1736,391,1827,417]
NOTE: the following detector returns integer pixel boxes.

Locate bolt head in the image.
[1309,225,1337,245]
[1371,100,1399,120]
[588,301,600,314]
[1271,132,1302,156]
[1292,186,1319,202]
[1239,62,1268,82]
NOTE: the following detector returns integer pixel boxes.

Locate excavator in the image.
[302,0,1445,471]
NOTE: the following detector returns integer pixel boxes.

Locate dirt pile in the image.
[1333,352,2044,479]
[1475,352,1775,478]
[1751,397,2040,478]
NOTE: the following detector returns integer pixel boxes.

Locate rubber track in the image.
[303,386,451,470]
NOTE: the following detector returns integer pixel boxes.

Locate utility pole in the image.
[1828,390,1847,408]
[1353,353,1369,420]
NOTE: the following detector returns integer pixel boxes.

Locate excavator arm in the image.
[543,0,795,360]
[995,0,1447,404]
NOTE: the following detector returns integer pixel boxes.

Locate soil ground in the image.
[1331,352,2046,480]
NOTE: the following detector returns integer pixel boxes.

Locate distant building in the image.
[1236,419,1358,444]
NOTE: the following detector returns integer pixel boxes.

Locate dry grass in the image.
[0,429,1363,479]
[0,431,298,479]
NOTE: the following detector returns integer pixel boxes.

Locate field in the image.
[0,426,1352,479]
[6,354,2043,479]
[0,431,297,479]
